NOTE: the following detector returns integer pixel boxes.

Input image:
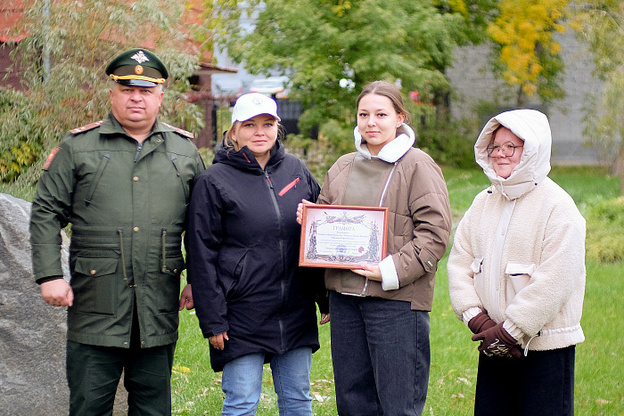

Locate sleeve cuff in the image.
[36,275,65,285]
[462,307,483,325]
[503,320,524,341]
[379,255,399,291]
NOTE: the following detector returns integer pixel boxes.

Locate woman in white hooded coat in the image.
[447,109,586,416]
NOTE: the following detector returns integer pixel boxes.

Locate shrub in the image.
[585,196,624,263]
[198,146,215,168]
[416,121,476,168]
[0,88,48,184]
[284,119,353,184]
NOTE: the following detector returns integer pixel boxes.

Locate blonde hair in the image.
[222,117,284,152]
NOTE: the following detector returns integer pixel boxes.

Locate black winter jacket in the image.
[187,140,327,371]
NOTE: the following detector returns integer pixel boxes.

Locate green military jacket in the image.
[30,113,205,348]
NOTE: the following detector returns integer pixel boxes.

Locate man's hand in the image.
[179,284,194,310]
[472,322,522,359]
[41,279,74,307]
[209,332,229,350]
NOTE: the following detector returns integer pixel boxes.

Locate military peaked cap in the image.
[105,48,168,87]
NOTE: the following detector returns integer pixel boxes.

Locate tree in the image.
[202,0,479,135]
[0,0,203,186]
[570,0,624,193]
[487,0,568,107]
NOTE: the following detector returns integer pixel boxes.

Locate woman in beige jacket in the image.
[298,81,451,415]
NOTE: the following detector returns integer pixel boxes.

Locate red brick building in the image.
[0,1,26,90]
[0,0,232,147]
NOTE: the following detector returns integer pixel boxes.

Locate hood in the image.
[475,109,552,200]
[213,138,285,173]
[354,123,416,163]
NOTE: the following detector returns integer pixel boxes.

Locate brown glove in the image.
[467,312,497,334]
[472,322,522,359]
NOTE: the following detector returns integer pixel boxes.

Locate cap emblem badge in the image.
[131,50,150,64]
[252,96,264,105]
[134,65,144,75]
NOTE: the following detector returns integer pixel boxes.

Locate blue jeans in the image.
[329,291,431,416]
[221,347,313,416]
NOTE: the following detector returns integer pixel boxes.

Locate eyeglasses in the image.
[487,142,523,158]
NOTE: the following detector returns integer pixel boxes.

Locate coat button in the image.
[133,226,140,232]
[90,269,96,275]
[133,176,139,182]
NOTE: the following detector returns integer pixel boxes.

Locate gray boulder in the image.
[0,193,126,415]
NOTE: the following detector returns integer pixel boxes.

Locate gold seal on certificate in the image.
[299,204,389,269]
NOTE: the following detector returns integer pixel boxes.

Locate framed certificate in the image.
[299,204,389,269]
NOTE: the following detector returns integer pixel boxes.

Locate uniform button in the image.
[90,269,96,275]
[133,226,140,232]
[133,176,139,182]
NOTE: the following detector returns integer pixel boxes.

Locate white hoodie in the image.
[447,109,586,352]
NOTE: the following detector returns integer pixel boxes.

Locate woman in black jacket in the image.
[187,93,329,415]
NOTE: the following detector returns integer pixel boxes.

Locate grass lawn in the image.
[171,165,623,415]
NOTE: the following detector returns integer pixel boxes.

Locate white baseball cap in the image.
[231,93,281,123]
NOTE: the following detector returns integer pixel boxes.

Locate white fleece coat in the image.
[447,109,586,352]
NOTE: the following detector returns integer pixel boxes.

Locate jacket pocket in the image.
[72,256,119,315]
[470,256,484,287]
[84,153,111,206]
[217,249,249,300]
[160,228,184,275]
[278,177,301,196]
[470,257,484,275]
[155,255,184,314]
[505,262,536,295]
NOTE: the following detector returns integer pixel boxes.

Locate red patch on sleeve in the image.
[43,147,61,170]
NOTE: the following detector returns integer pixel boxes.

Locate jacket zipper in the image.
[264,170,287,351]
[489,199,517,322]
[134,142,143,163]
[359,162,398,296]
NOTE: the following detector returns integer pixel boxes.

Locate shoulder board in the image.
[70,120,103,135]
[162,122,194,139]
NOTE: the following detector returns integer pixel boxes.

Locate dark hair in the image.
[356,81,413,126]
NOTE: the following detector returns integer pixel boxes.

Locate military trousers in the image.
[66,340,176,416]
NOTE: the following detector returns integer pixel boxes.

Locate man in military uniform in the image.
[30,48,205,415]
